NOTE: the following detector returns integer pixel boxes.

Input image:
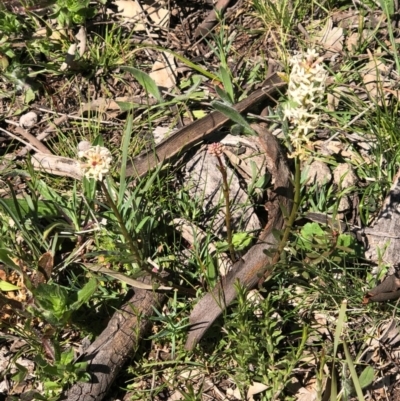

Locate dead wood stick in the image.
[18,115,68,157]
[14,126,52,155]
[195,0,232,38]
[59,277,165,401]
[185,125,293,350]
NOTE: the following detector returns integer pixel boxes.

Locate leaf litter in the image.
[2,0,400,399]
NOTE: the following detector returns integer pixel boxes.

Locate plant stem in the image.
[275,155,301,259]
[101,180,142,265]
[259,155,301,285]
[217,156,236,261]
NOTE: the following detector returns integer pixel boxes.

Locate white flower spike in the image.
[284,49,328,159]
[78,145,113,181]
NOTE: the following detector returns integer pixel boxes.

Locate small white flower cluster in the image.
[78,145,113,181]
[283,49,327,158]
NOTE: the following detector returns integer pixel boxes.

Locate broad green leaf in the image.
[71,278,97,310]
[59,347,75,366]
[44,381,61,390]
[211,101,256,135]
[359,366,374,389]
[215,85,233,105]
[121,66,163,103]
[0,198,59,218]
[232,232,254,250]
[379,0,394,14]
[33,283,70,325]
[11,362,27,384]
[24,87,35,104]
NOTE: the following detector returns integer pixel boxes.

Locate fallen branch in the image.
[59,277,165,401]
[185,125,293,350]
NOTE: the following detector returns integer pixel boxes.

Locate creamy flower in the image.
[78,145,113,181]
[284,49,328,159]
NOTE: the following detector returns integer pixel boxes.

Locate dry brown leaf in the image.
[327,85,352,111]
[81,97,121,114]
[332,9,361,28]
[346,31,359,51]
[60,43,77,71]
[173,218,232,276]
[247,382,268,400]
[35,27,63,41]
[327,92,339,111]
[313,18,343,56]
[295,386,318,401]
[76,26,87,57]
[361,52,391,101]
[149,52,177,89]
[346,30,374,52]
[114,0,169,30]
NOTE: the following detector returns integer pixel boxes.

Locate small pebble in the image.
[337,195,351,212]
[19,111,38,129]
[333,163,358,188]
[77,141,92,153]
[304,160,332,185]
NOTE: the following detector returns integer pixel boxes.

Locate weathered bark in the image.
[60,280,165,401]
[194,0,232,38]
[185,124,293,350]
[363,168,400,303]
[364,168,400,266]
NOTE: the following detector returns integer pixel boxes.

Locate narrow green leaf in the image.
[43,221,73,241]
[119,114,134,197]
[0,248,21,272]
[343,341,366,401]
[0,280,20,291]
[0,198,59,218]
[136,216,151,231]
[333,299,347,356]
[139,46,220,81]
[219,66,234,103]
[85,264,172,290]
[121,66,163,103]
[330,367,338,401]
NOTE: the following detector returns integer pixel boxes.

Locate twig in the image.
[18,115,68,157]
[14,126,52,154]
[35,108,119,125]
[0,127,41,153]
[324,103,374,144]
